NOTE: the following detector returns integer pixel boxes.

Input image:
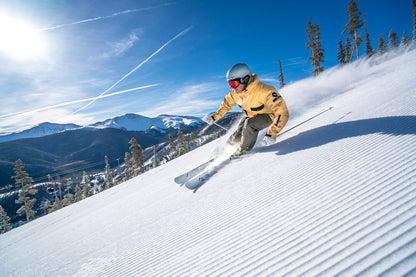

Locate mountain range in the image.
[0,113,205,143]
[0,113,206,188]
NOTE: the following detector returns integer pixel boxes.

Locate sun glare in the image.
[0,12,47,60]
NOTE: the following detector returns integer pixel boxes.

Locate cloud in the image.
[261,77,279,84]
[282,57,307,67]
[140,82,224,117]
[103,31,141,58]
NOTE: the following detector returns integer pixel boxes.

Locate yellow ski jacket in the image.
[211,74,289,139]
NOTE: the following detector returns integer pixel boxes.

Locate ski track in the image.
[149,129,416,275]
[200,145,414,276]
[131,130,416,276]
[189,150,406,275]
[1,50,416,276]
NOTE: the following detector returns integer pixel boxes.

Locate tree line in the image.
[277,0,416,85]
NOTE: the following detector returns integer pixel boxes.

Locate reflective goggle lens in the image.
[229,80,239,88]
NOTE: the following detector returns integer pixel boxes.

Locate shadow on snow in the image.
[259,115,416,156]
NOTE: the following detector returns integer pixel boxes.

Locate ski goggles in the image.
[228,79,240,88]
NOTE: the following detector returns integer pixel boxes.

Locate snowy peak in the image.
[156,114,206,129]
[88,113,205,132]
[0,122,81,143]
[89,113,157,131]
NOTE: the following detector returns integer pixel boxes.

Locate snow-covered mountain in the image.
[0,114,205,143]
[0,122,81,143]
[89,113,205,132]
[1,50,415,276]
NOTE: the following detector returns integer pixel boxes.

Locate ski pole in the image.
[213,122,228,131]
[276,107,333,138]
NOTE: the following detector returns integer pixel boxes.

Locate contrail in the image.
[39,3,175,31]
[73,25,193,114]
[0,84,158,120]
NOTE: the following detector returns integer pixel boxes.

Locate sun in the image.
[0,12,48,60]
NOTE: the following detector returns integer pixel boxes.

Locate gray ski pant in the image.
[228,114,273,151]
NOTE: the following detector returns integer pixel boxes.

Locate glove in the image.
[262,136,275,146]
[207,115,214,124]
[204,114,215,125]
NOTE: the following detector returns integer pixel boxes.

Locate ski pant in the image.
[228,113,273,151]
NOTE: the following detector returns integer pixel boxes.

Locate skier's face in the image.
[232,83,246,94]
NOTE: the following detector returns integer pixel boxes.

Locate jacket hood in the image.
[246,73,259,90]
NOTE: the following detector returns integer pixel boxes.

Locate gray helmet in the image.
[226,63,251,82]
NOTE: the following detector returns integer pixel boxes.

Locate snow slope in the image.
[1,50,415,276]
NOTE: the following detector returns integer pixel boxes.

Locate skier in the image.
[207,63,289,156]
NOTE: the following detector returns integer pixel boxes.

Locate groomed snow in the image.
[1,50,415,276]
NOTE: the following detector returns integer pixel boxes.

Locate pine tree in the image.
[400,31,410,50]
[364,14,375,57]
[12,159,37,223]
[312,23,324,76]
[168,134,177,159]
[81,171,92,198]
[129,138,145,175]
[49,196,62,213]
[306,21,315,64]
[40,199,51,215]
[342,0,363,60]
[388,30,399,49]
[278,59,285,88]
[378,34,388,54]
[74,185,83,202]
[153,145,160,168]
[104,156,114,189]
[337,39,346,64]
[177,129,188,156]
[62,180,74,207]
[189,132,197,150]
[0,205,12,233]
[306,21,325,76]
[413,0,416,40]
[345,37,352,62]
[123,152,133,181]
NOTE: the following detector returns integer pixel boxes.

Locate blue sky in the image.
[0,0,412,134]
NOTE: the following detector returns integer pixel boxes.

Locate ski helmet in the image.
[226,63,251,82]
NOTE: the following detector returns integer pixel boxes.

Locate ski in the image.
[175,149,254,192]
[184,156,233,191]
[174,158,215,185]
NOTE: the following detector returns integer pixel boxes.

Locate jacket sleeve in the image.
[264,91,289,139]
[212,91,237,121]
